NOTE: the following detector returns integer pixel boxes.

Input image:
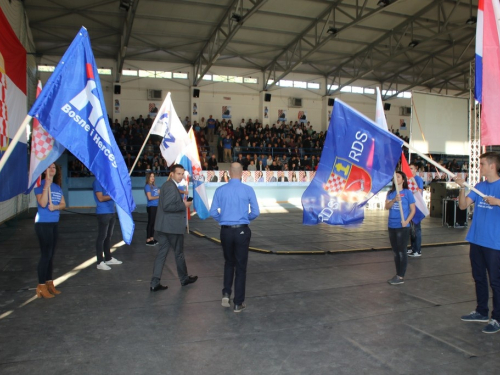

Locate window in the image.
[328,84,339,91]
[122,69,137,76]
[173,72,188,79]
[203,74,212,81]
[244,77,258,84]
[279,80,293,87]
[403,92,412,98]
[228,76,243,83]
[156,71,172,79]
[139,70,155,78]
[351,86,363,94]
[294,81,307,88]
[308,82,320,89]
[97,68,112,75]
[364,88,375,94]
[38,65,55,72]
[340,86,351,92]
[213,75,228,82]
[267,79,274,85]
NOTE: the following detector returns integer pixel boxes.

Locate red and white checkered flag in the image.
[324,172,347,194]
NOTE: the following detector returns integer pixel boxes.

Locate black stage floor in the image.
[1,208,499,374]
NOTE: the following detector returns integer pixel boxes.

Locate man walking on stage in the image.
[150,164,198,291]
[210,163,260,312]
[456,152,500,334]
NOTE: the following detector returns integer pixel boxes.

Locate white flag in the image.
[150,92,189,166]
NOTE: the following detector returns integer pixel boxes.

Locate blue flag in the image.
[28,27,136,244]
[302,99,403,225]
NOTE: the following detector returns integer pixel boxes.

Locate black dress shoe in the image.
[181,275,198,286]
[150,284,168,292]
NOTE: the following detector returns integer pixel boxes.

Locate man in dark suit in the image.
[150,164,198,291]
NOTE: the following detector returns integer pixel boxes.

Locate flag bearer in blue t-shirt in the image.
[385,171,415,286]
[456,152,500,334]
[93,179,122,271]
[34,163,66,298]
[144,172,160,246]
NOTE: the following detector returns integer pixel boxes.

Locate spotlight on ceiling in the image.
[466,16,477,25]
[377,0,390,7]
[408,40,419,48]
[327,27,338,35]
[231,14,242,22]
[119,0,131,11]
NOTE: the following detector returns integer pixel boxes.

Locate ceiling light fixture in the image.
[327,27,338,35]
[408,40,419,48]
[466,16,477,25]
[231,14,242,22]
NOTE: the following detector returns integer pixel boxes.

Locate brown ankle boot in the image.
[36,284,54,299]
[45,280,61,295]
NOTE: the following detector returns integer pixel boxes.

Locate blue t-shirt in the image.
[144,184,159,207]
[387,189,416,228]
[34,181,63,223]
[414,175,424,189]
[93,180,115,214]
[207,118,216,129]
[466,179,500,250]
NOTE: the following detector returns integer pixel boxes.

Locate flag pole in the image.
[0,114,32,174]
[128,128,154,177]
[393,172,406,224]
[402,140,486,198]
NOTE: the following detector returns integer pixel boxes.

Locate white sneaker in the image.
[105,257,122,265]
[97,262,111,270]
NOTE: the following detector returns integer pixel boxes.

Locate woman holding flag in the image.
[385,171,415,285]
[34,163,66,298]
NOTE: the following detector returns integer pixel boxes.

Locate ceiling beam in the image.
[115,0,140,82]
[192,0,269,86]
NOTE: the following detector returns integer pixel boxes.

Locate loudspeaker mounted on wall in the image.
[193,88,200,98]
[384,103,391,111]
[264,93,271,102]
[114,84,121,95]
[327,98,335,106]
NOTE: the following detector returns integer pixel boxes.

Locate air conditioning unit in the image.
[288,97,302,107]
[147,89,162,100]
[399,106,411,116]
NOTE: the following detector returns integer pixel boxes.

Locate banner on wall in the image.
[149,103,158,117]
[222,105,231,119]
[278,109,287,122]
[264,106,269,119]
[193,102,197,116]
[0,7,28,201]
[298,111,307,123]
[400,119,407,130]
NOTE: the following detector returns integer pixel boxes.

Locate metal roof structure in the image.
[23,0,479,99]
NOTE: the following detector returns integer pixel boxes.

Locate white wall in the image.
[37,57,417,136]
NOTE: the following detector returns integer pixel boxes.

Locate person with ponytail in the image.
[34,163,66,298]
[385,171,415,285]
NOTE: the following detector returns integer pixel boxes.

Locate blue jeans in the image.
[410,222,422,254]
[220,226,252,305]
[96,214,116,264]
[470,244,500,320]
[388,227,410,277]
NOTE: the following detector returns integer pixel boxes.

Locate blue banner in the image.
[302,99,403,225]
[28,27,136,244]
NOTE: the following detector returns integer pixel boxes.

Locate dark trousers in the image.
[96,214,116,264]
[220,226,251,305]
[410,222,422,254]
[146,206,157,238]
[470,243,500,320]
[388,227,410,277]
[150,231,188,287]
[35,222,58,284]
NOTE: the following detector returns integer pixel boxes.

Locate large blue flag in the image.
[302,99,403,225]
[28,27,136,244]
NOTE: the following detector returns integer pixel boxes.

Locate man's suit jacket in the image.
[154,179,186,234]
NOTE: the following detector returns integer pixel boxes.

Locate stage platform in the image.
[0,208,499,374]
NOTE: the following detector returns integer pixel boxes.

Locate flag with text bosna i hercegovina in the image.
[301,99,403,226]
[28,27,136,244]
